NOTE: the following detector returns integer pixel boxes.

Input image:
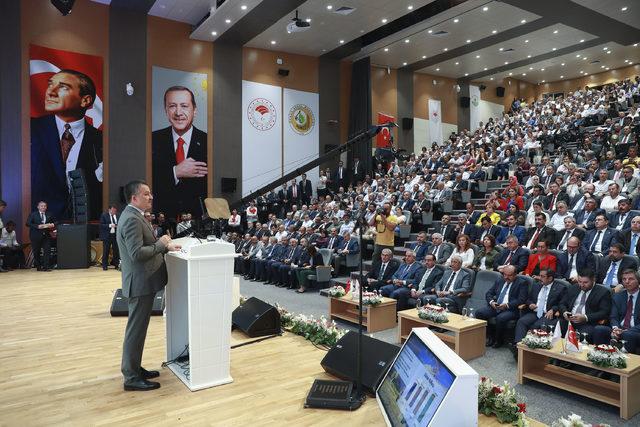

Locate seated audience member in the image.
[0,221,24,270]
[428,233,453,264]
[365,248,399,290]
[559,269,612,342]
[332,232,360,276]
[227,208,242,234]
[609,198,633,231]
[548,201,573,231]
[437,214,457,243]
[412,254,443,306]
[496,214,525,245]
[592,269,640,354]
[475,204,501,226]
[495,235,529,274]
[454,213,478,243]
[409,231,431,261]
[513,268,567,346]
[555,216,585,250]
[240,236,264,278]
[276,238,307,289]
[523,240,557,280]
[295,244,325,293]
[596,243,638,291]
[557,236,594,284]
[380,250,422,310]
[524,212,557,250]
[616,165,640,201]
[476,265,527,348]
[600,183,625,213]
[445,234,474,268]
[619,215,640,256]
[424,255,471,314]
[573,198,605,230]
[247,237,276,280]
[476,216,501,245]
[582,213,618,255]
[472,235,501,271]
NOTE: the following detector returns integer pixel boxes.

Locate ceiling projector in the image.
[287,10,310,33]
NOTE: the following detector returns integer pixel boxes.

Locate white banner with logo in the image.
[242,80,282,196]
[283,88,319,189]
[428,99,442,145]
[469,85,481,132]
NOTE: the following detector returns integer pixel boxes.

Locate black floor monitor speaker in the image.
[232,297,281,337]
[57,224,90,269]
[110,289,165,317]
[321,331,399,395]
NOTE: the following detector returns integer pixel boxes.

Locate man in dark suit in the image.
[365,248,400,290]
[619,215,640,256]
[555,216,585,250]
[410,232,431,261]
[495,236,530,273]
[286,179,300,208]
[476,265,528,348]
[424,255,471,313]
[582,214,619,255]
[26,201,56,271]
[152,86,207,220]
[351,157,363,185]
[99,204,120,270]
[333,161,347,191]
[380,250,423,310]
[596,243,638,290]
[413,254,444,305]
[513,269,567,343]
[454,213,478,243]
[428,233,453,264]
[475,216,501,245]
[557,237,595,283]
[438,215,459,243]
[592,269,640,353]
[398,191,414,211]
[609,199,634,231]
[255,237,287,282]
[559,270,612,341]
[411,192,431,228]
[31,70,103,221]
[544,182,570,212]
[332,232,360,276]
[574,198,605,230]
[524,212,557,249]
[496,214,525,245]
[298,174,313,205]
[118,180,181,391]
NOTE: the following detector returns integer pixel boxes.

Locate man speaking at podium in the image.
[118,180,181,391]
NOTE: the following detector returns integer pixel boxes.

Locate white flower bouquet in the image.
[521,329,552,349]
[417,304,449,323]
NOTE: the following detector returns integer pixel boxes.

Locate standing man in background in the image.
[118,180,181,391]
[369,202,398,263]
[99,204,120,270]
[26,201,56,272]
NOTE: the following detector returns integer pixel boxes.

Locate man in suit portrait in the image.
[438,215,458,243]
[619,215,640,256]
[573,198,605,230]
[26,201,56,272]
[118,180,181,391]
[609,198,634,231]
[495,237,530,274]
[596,243,638,291]
[380,250,422,310]
[297,173,313,206]
[152,86,207,220]
[592,269,640,354]
[454,213,479,243]
[559,269,612,341]
[332,232,359,276]
[476,265,528,348]
[424,255,471,313]
[99,204,120,271]
[409,231,431,261]
[475,216,501,245]
[412,254,444,305]
[555,216,585,250]
[428,233,453,264]
[582,213,619,255]
[524,212,557,249]
[557,236,595,284]
[496,214,525,245]
[365,248,399,290]
[31,69,103,220]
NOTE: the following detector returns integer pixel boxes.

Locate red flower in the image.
[492,386,502,394]
[517,403,526,413]
[481,376,487,382]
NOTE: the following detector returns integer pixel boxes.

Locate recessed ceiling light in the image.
[436,68,440,71]
[606,67,610,70]
[541,68,545,71]
[579,70,584,73]
[601,65,606,68]
[306,18,311,23]
[504,61,509,65]
[607,50,612,54]
[428,29,433,34]
[483,6,489,11]
[499,47,504,51]
[453,18,459,23]
[475,55,480,58]
[405,39,410,43]
[560,75,564,78]
[327,5,333,10]
[384,48,389,52]
[552,48,556,51]
[211,31,217,36]
[522,73,526,76]
[580,39,585,42]
[561,63,565,66]
[490,77,494,80]
[339,39,344,44]
[403,62,407,66]
[529,67,533,70]
[509,72,513,75]
[635,44,638,47]
[455,61,459,65]
[484,67,488,70]
[576,54,581,57]
[603,46,609,50]
[541,80,545,83]
[408,5,414,10]
[527,55,531,58]
[225,18,231,23]
[524,39,529,43]
[241,5,247,10]
[621,6,628,11]
[492,30,497,34]
[270,40,276,45]
[443,48,448,51]
[553,30,558,34]
[464,73,469,76]
[466,39,471,43]
[521,19,526,23]
[583,57,588,60]
[381,18,387,23]
[422,55,427,59]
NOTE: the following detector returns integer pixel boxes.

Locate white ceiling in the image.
[369,1,540,69]
[148,0,213,25]
[246,0,436,56]
[190,0,264,41]
[572,0,640,30]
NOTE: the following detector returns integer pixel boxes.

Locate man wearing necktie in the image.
[559,270,612,340]
[583,214,616,255]
[620,216,640,256]
[596,243,638,291]
[99,204,121,270]
[380,251,421,309]
[152,86,208,220]
[424,256,471,313]
[476,265,527,348]
[366,249,399,290]
[592,269,640,354]
[412,254,443,305]
[26,201,56,271]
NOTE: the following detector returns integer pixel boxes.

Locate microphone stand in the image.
[350,209,368,408]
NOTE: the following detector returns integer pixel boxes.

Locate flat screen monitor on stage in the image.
[376,328,478,427]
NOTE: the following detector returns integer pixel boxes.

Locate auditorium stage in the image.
[0,269,543,426]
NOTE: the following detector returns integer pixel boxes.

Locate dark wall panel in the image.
[457,82,470,132]
[213,43,242,202]
[108,6,148,203]
[319,58,341,170]
[397,69,414,153]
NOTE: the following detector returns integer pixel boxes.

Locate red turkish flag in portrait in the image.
[29,44,104,129]
[565,323,580,352]
[376,112,395,148]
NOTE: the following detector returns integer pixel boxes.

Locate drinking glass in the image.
[444,302,450,313]
[468,307,475,319]
[620,339,628,353]
[416,298,423,309]
[461,307,467,319]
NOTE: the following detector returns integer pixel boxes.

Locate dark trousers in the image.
[121,293,155,382]
[380,285,411,310]
[31,235,51,269]
[476,306,519,342]
[102,234,119,269]
[514,312,558,343]
[591,325,640,352]
[1,247,25,269]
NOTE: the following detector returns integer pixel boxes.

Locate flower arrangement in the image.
[417,304,449,323]
[275,304,347,347]
[587,344,627,369]
[521,329,552,350]
[327,285,346,298]
[551,413,611,427]
[478,377,528,426]
[361,291,383,306]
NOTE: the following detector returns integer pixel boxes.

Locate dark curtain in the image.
[347,57,372,178]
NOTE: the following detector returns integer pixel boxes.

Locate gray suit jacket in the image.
[117,205,168,298]
[433,267,472,309]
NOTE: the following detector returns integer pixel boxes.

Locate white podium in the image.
[165,237,236,391]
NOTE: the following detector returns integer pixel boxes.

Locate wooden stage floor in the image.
[0,268,542,426]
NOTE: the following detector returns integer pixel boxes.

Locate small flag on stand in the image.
[565,324,580,352]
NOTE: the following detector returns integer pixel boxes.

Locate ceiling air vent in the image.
[430,30,449,37]
[499,48,515,53]
[590,59,601,64]
[334,6,355,15]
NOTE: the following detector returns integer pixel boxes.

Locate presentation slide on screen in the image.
[379,335,455,426]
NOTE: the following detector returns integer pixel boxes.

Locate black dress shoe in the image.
[103,267,108,271]
[492,341,504,349]
[124,378,160,391]
[141,367,160,379]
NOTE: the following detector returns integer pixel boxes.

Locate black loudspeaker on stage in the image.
[57,224,90,269]
[110,289,165,316]
[232,297,281,337]
[321,331,399,395]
